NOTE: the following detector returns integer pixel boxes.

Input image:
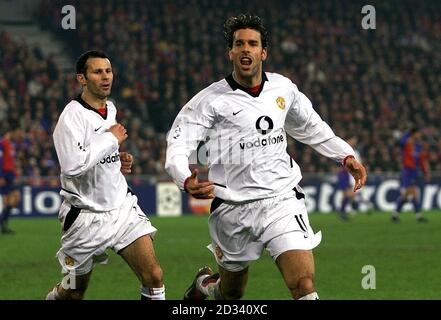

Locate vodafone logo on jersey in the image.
[239,115,283,150]
[239,134,284,150]
[255,116,274,135]
[99,152,120,164]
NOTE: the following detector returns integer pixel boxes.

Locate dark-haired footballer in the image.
[165,14,367,300]
[47,50,164,300]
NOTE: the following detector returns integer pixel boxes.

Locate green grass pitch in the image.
[0,211,440,300]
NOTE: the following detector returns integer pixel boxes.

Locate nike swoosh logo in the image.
[94,126,102,132]
[233,110,243,116]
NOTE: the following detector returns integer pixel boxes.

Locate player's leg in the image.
[339,189,351,220]
[397,187,411,210]
[350,190,359,214]
[119,234,165,300]
[392,172,410,221]
[218,265,248,299]
[46,271,93,300]
[393,168,418,222]
[3,189,20,233]
[341,188,357,219]
[276,249,318,300]
[409,185,427,222]
[0,192,13,233]
[0,173,20,233]
[47,201,100,300]
[266,187,321,299]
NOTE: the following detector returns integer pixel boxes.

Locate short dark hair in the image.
[224,13,268,49]
[76,50,109,74]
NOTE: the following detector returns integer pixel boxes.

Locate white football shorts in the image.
[56,191,157,276]
[207,186,322,272]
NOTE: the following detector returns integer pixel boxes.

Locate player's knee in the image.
[296,276,315,296]
[141,264,163,287]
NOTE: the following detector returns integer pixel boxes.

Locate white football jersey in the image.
[166,72,355,202]
[53,95,127,211]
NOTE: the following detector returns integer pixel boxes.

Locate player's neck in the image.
[232,70,262,88]
[81,90,107,109]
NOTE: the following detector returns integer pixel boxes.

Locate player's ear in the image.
[261,48,267,61]
[228,48,234,61]
[76,73,87,85]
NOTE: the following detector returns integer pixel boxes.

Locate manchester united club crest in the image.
[65,255,75,267]
[215,245,224,260]
[276,96,285,110]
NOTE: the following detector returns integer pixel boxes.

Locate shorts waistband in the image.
[211,185,305,211]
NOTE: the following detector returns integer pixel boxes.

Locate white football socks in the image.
[298,292,319,300]
[141,285,166,300]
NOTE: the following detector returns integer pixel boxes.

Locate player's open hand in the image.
[120,152,133,174]
[184,169,215,199]
[344,157,367,192]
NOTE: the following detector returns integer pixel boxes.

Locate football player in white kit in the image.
[165,14,367,300]
[46,51,164,300]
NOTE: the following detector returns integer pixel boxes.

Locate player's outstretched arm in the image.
[344,156,367,192]
[184,169,215,199]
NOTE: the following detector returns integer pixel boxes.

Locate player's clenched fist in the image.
[107,123,128,145]
[184,169,215,199]
[120,152,133,174]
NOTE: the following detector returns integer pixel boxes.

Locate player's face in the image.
[77,57,113,99]
[228,28,267,84]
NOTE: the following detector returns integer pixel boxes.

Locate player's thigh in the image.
[276,249,315,286]
[218,265,249,299]
[119,235,162,284]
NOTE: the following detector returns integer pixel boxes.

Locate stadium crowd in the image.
[1,0,440,185]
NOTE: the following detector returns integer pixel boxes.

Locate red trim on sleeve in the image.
[343,155,355,166]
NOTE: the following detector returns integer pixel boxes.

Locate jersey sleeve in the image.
[53,109,118,177]
[285,85,355,163]
[165,93,216,190]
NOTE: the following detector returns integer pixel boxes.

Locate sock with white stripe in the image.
[141,285,165,300]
